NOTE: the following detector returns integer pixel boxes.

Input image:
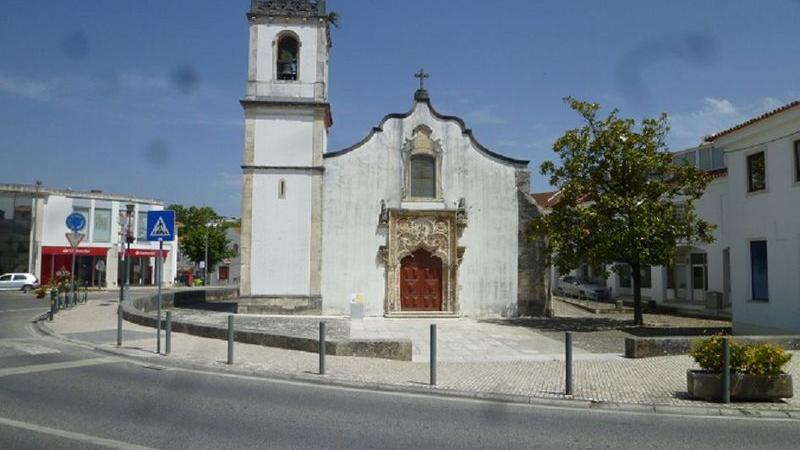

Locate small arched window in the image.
[278,179,287,199]
[276,35,299,81]
[410,155,436,198]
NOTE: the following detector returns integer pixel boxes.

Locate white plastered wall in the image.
[320,102,521,316]
[249,172,312,296]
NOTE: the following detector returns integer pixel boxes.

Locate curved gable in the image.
[324,95,529,167]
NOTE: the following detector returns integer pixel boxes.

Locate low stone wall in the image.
[625,335,800,358]
[122,289,412,361]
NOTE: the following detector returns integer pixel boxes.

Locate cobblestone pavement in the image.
[349,317,596,362]
[42,299,799,413]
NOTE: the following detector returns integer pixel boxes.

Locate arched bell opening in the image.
[275,33,299,81]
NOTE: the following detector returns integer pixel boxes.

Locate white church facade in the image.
[238,0,549,317]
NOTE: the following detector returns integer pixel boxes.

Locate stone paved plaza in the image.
[43,298,799,413]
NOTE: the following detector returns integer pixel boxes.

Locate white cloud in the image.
[0,73,53,100]
[464,105,507,125]
[667,96,790,149]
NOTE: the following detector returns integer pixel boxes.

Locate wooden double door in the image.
[400,249,443,311]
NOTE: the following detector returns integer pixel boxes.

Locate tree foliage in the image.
[168,204,235,273]
[528,98,715,324]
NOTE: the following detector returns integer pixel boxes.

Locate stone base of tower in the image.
[236,295,322,315]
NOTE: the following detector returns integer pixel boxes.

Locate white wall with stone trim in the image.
[249,171,312,296]
[250,110,316,167]
[320,101,522,316]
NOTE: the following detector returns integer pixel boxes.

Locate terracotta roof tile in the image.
[704,100,800,142]
[530,191,562,208]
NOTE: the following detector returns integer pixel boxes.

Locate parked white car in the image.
[0,273,40,292]
[555,276,610,301]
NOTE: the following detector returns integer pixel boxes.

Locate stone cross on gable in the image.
[414,69,429,90]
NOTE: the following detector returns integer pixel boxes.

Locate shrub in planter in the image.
[689,335,747,373]
[743,344,793,376]
[687,336,794,401]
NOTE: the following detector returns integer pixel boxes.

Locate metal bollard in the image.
[165,311,172,355]
[430,324,437,386]
[49,289,56,320]
[227,315,235,365]
[117,304,123,346]
[319,322,326,375]
[565,331,573,396]
[722,337,731,404]
[83,286,88,304]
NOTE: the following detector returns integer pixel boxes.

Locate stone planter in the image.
[686,370,794,402]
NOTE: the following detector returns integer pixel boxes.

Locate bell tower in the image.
[239,0,331,311]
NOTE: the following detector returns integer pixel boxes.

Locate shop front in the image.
[41,246,109,287]
[118,248,169,286]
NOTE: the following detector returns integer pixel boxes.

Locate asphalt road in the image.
[1,290,799,450]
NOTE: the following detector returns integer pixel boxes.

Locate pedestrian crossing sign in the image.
[146,210,176,241]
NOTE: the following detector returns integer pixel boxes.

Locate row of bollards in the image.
[119,314,735,404]
[48,286,89,321]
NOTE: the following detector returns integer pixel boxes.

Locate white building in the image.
[238,0,548,316]
[541,100,800,335]
[0,184,177,289]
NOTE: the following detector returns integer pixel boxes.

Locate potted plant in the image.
[687,335,794,401]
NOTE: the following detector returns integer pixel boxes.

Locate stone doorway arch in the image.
[400,249,443,311]
[379,209,465,316]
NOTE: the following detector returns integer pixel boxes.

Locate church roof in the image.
[248,0,327,19]
[325,91,529,167]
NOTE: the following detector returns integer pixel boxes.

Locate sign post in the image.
[147,210,176,355]
[65,212,87,308]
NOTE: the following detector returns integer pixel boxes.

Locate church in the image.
[238,0,549,317]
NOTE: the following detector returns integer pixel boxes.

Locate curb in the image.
[33,315,799,421]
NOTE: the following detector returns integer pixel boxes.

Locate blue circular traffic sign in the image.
[66,213,87,232]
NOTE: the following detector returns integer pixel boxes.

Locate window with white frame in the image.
[747,151,766,192]
[672,151,696,167]
[93,208,112,242]
[750,240,769,301]
[699,147,724,171]
[409,155,436,198]
[136,211,148,241]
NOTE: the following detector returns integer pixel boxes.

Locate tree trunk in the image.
[631,262,643,326]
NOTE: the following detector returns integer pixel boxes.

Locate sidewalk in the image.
[41,299,800,417]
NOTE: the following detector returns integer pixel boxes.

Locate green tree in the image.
[529,98,715,325]
[168,204,235,278]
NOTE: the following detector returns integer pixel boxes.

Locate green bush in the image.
[744,344,793,376]
[690,335,747,372]
[690,335,793,375]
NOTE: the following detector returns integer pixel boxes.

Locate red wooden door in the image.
[400,249,443,311]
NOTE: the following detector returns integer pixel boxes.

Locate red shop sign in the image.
[42,246,109,257]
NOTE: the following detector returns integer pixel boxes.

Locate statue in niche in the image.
[379,199,389,225]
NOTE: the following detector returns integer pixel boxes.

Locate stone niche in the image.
[379,209,465,316]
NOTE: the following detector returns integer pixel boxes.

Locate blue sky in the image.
[1,0,798,216]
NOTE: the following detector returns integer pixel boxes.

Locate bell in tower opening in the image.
[277,34,298,81]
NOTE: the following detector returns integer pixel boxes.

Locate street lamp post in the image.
[29,180,42,275]
[203,218,220,287]
[124,204,135,299]
[117,203,135,346]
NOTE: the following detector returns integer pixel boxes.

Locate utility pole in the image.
[204,230,209,286]
[29,181,42,275]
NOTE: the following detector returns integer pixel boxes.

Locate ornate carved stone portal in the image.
[381,209,465,315]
